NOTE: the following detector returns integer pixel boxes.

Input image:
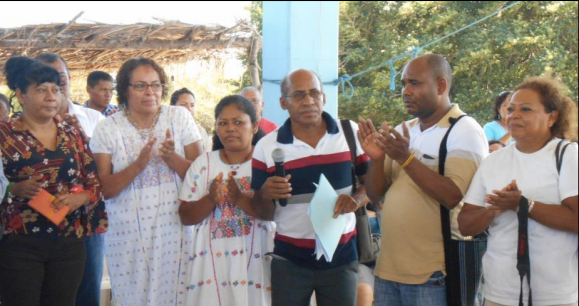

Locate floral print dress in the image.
[177,150,274,306]
[0,114,105,239]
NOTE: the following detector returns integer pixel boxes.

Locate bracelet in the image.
[84,190,97,204]
[69,185,94,205]
[400,153,415,169]
[528,200,535,214]
[5,182,14,198]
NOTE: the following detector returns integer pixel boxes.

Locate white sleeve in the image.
[89,118,114,155]
[179,153,210,202]
[0,161,8,197]
[559,142,578,201]
[447,117,488,165]
[463,162,487,207]
[174,106,200,146]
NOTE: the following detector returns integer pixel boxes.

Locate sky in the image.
[0,1,251,28]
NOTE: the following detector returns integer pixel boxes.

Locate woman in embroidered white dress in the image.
[178,95,273,306]
[90,57,203,306]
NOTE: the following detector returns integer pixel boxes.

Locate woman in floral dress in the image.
[178,95,273,306]
[0,56,105,306]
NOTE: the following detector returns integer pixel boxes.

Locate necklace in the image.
[222,147,254,176]
[124,107,162,138]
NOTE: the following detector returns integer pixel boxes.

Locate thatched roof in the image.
[0,13,257,74]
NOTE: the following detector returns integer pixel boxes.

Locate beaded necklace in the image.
[221,147,254,176]
[124,107,162,138]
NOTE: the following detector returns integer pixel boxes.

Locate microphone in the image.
[272,148,288,207]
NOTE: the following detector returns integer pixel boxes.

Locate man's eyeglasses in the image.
[284,90,323,101]
[129,82,165,92]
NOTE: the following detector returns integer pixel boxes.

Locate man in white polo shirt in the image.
[36,53,104,140]
[359,54,488,306]
[36,53,106,306]
[251,69,370,306]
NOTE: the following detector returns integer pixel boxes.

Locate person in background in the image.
[84,71,119,117]
[90,57,203,306]
[488,140,506,153]
[356,202,382,306]
[240,86,278,134]
[178,95,272,305]
[459,76,578,306]
[0,56,105,306]
[484,91,513,145]
[170,87,212,151]
[35,52,107,306]
[35,53,105,141]
[0,94,10,123]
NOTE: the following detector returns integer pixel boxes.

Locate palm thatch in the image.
[0,13,259,77]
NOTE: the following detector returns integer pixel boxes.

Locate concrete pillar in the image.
[262,1,340,126]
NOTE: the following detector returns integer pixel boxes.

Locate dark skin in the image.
[359,56,463,209]
[179,105,260,225]
[251,69,367,221]
[459,89,578,236]
[11,82,91,214]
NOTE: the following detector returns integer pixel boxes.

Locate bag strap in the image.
[517,196,533,306]
[555,139,571,174]
[340,119,358,195]
[438,115,468,301]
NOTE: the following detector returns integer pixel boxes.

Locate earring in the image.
[498,114,501,120]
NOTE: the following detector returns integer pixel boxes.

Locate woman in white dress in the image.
[178,95,273,306]
[90,57,203,306]
[459,76,578,306]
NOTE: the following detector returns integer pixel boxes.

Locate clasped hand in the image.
[485,179,522,214]
[208,172,245,204]
[358,119,412,164]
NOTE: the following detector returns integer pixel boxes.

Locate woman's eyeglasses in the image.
[129,82,164,92]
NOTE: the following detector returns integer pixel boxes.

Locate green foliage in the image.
[339,1,578,126]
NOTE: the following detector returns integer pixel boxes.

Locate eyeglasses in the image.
[284,90,323,101]
[129,82,164,92]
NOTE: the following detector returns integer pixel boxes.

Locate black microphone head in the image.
[272,148,285,163]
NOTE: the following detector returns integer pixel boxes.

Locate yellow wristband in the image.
[401,153,415,169]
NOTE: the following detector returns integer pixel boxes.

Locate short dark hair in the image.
[419,54,453,89]
[211,95,265,151]
[170,88,195,106]
[488,140,506,147]
[115,57,168,107]
[3,56,61,111]
[87,71,114,88]
[280,69,324,97]
[35,53,69,73]
[492,91,512,120]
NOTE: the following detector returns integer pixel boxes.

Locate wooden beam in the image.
[248,35,262,89]
[0,37,252,51]
[47,12,84,42]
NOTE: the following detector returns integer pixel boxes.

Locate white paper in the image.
[309,174,347,262]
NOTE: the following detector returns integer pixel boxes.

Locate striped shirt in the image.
[252,112,369,270]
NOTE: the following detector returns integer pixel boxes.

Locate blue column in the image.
[262,1,340,126]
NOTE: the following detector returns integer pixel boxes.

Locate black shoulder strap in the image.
[438,115,468,176]
[438,115,468,302]
[340,119,358,194]
[555,139,571,174]
[517,196,533,306]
